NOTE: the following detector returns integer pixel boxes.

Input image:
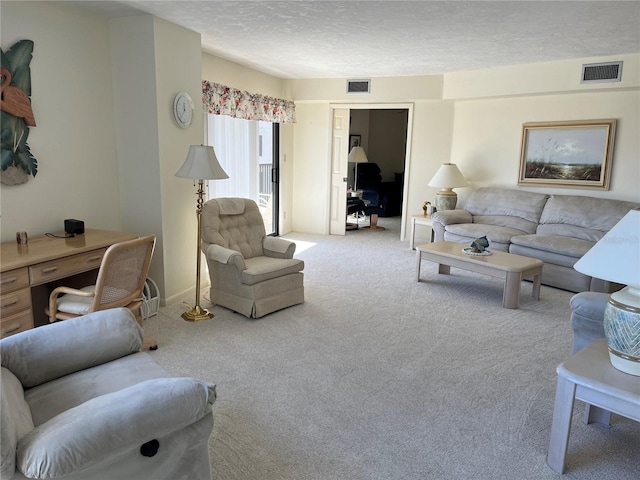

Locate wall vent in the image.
[581,61,623,84]
[346,79,371,94]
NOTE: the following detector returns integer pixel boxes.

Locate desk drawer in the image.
[0,288,31,317]
[1,309,33,338]
[30,249,106,286]
[0,267,29,294]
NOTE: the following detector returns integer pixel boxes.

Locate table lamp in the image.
[348,146,369,192]
[428,163,468,211]
[573,208,640,376]
[176,145,228,322]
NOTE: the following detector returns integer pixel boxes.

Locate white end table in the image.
[547,338,640,473]
[410,215,434,250]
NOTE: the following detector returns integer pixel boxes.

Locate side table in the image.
[547,338,640,473]
[410,215,434,249]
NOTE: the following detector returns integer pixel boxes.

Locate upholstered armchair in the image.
[201,198,304,318]
[1,308,216,480]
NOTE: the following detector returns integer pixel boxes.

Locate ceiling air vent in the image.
[581,61,623,84]
[346,79,371,94]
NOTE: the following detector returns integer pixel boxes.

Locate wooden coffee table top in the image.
[416,241,543,272]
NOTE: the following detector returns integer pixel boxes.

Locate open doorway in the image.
[330,103,413,237]
[348,109,408,218]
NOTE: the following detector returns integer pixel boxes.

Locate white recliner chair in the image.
[1,308,216,480]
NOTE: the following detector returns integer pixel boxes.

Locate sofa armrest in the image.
[431,209,472,242]
[570,292,609,353]
[203,242,246,271]
[1,309,143,388]
[263,236,296,259]
[17,377,216,479]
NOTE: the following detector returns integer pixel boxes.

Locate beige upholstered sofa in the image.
[431,187,638,292]
[1,309,216,480]
[201,197,304,318]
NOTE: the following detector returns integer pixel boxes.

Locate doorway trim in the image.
[329,102,414,240]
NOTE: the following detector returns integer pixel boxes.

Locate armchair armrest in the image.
[17,377,216,479]
[203,243,246,271]
[263,236,296,259]
[1,309,143,388]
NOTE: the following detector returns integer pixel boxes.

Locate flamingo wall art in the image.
[1,40,37,186]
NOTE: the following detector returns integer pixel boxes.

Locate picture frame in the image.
[518,119,616,190]
[349,134,361,151]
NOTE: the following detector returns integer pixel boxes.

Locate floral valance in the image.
[202,81,296,123]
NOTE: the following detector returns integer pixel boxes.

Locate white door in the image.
[329,108,349,235]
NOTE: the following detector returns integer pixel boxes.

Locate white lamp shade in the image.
[175,145,229,180]
[428,163,468,188]
[573,209,640,289]
[348,146,369,164]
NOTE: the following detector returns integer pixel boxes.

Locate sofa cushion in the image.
[465,187,549,228]
[445,223,528,245]
[538,195,639,241]
[510,234,594,261]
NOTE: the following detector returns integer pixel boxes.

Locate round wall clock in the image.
[173,91,194,128]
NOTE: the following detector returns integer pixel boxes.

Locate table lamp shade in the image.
[428,163,468,211]
[574,208,640,376]
[176,145,228,180]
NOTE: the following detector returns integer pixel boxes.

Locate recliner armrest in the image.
[17,377,216,479]
[203,242,246,271]
[263,236,296,259]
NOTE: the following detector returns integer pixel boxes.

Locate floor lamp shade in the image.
[573,209,640,375]
[175,145,229,180]
[176,145,228,322]
[348,146,369,191]
[428,163,468,211]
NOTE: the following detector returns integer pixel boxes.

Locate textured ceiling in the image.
[76,1,640,79]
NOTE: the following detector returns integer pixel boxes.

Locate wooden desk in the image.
[1,229,137,338]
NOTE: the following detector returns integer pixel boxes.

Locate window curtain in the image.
[202,81,296,123]
[206,114,258,200]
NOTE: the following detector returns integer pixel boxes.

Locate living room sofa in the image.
[431,187,638,292]
[1,308,216,480]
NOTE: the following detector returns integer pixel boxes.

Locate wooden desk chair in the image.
[46,235,158,350]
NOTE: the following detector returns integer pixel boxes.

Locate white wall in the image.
[1,1,121,240]
[287,54,640,238]
[450,90,640,207]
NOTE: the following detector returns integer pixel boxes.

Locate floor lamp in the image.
[176,145,228,322]
[348,146,369,192]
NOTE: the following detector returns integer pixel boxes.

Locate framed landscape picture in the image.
[518,119,616,189]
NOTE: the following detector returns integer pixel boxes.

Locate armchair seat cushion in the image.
[242,257,305,285]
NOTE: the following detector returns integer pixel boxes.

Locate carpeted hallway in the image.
[143,217,639,480]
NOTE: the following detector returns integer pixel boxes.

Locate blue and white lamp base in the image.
[604,287,640,376]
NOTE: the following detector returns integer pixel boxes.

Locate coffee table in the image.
[415,241,543,309]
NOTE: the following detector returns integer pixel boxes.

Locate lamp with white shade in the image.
[573,208,640,376]
[175,145,228,322]
[348,146,369,193]
[428,163,468,211]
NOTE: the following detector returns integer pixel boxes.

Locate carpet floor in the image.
[143,217,639,480]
